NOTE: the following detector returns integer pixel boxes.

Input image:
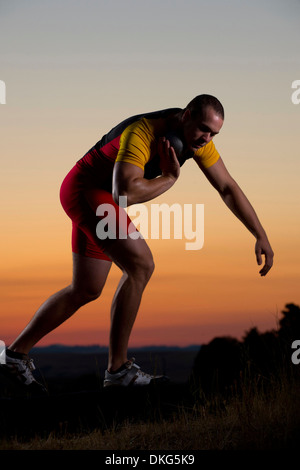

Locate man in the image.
[0,95,274,392]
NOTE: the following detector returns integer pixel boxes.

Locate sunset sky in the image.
[1,0,299,348]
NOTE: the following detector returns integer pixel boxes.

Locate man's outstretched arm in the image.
[195,156,274,276]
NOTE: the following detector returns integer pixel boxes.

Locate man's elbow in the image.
[112,186,129,206]
[218,178,238,199]
[219,185,231,199]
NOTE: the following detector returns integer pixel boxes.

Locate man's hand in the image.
[255,237,274,276]
[158,137,180,182]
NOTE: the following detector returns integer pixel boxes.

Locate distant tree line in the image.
[190,303,300,396]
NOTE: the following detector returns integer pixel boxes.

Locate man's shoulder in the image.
[193,141,220,169]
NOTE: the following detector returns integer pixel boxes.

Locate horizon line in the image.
[31,343,202,351]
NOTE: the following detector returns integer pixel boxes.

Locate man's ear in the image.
[182,108,191,123]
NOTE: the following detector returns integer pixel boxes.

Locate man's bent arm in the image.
[195,156,274,276]
[112,162,176,206]
[113,137,180,206]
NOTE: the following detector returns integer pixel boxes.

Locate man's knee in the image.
[71,285,103,306]
[143,256,155,279]
[128,255,155,283]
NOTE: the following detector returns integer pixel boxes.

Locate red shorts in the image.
[59,165,137,261]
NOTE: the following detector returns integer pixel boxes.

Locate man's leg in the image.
[102,235,155,372]
[62,181,154,372]
[8,253,112,354]
[8,231,154,378]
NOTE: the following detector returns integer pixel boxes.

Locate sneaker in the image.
[0,348,47,395]
[103,357,168,387]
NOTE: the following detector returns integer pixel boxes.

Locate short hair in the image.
[186,94,224,120]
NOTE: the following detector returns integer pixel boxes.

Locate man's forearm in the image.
[113,174,176,206]
[220,181,268,240]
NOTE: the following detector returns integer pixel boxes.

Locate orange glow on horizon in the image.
[1,1,299,350]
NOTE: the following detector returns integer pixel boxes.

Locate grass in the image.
[1,372,299,450]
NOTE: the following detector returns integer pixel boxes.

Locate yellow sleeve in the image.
[116,119,154,171]
[193,140,220,168]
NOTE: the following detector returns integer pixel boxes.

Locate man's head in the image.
[181,94,224,151]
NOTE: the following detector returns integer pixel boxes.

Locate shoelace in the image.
[137,370,152,378]
[22,358,35,372]
[127,358,152,378]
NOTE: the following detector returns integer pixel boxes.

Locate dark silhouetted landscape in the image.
[0,303,300,450]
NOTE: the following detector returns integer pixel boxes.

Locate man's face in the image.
[182,106,223,152]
